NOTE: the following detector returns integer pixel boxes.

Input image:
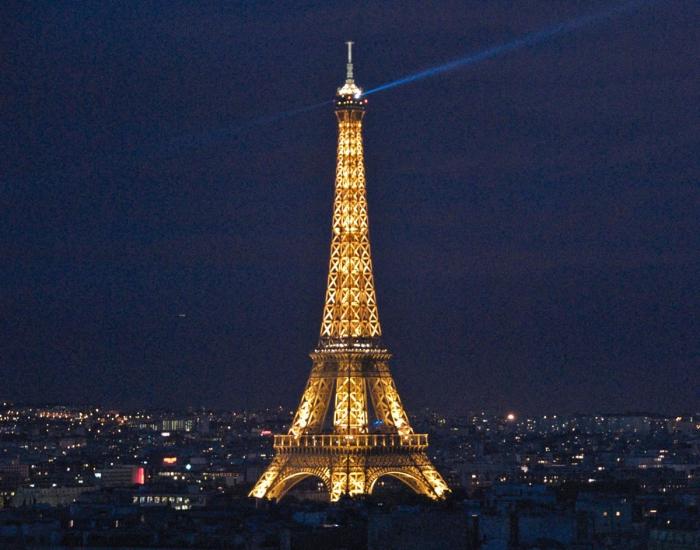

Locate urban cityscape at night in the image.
[0,402,699,547]
[3,1,698,549]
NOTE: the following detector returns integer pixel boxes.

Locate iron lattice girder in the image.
[321,111,381,341]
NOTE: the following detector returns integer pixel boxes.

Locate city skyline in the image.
[3,2,699,414]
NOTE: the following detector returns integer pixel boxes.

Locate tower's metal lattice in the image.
[250,43,449,502]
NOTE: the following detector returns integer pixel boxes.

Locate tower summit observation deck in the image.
[249,43,449,502]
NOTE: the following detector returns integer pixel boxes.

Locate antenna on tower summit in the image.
[336,41,363,100]
[345,41,354,81]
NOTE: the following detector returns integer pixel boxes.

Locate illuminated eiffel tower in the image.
[250,43,449,502]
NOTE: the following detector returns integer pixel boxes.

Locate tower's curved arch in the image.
[367,470,434,498]
[266,471,330,502]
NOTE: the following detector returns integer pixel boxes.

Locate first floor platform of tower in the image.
[249,433,449,502]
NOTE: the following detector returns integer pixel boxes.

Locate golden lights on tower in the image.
[249,43,449,502]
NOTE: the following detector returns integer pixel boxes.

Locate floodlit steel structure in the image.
[250,43,450,502]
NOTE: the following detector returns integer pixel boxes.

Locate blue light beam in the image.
[159,0,657,155]
[164,99,333,153]
[363,0,658,96]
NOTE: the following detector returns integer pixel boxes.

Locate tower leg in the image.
[249,454,334,501]
[409,452,450,499]
[249,455,288,499]
[329,455,366,501]
[366,452,450,500]
[368,376,412,435]
[289,375,334,437]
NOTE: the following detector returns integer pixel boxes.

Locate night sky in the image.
[3,1,699,414]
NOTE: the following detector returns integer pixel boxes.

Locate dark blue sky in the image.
[3,1,699,413]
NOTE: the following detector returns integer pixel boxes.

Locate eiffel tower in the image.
[249,43,449,502]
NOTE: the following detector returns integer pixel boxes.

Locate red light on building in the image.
[132,466,145,485]
[260,430,272,436]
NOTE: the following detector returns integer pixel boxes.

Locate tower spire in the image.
[337,41,362,98]
[346,40,354,82]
